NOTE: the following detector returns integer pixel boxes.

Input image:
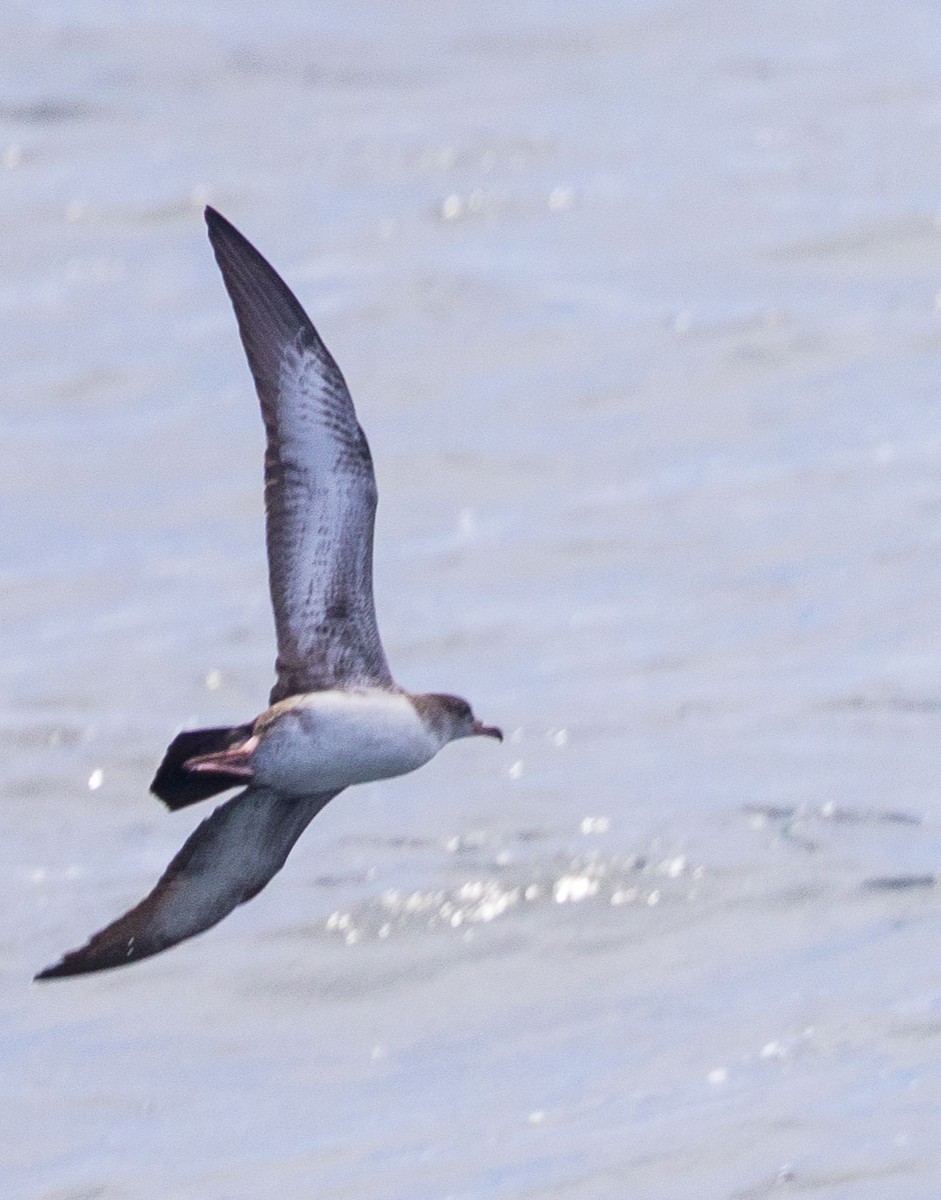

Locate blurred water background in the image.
[5,1,941,1196]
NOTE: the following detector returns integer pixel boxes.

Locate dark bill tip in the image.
[473,720,503,742]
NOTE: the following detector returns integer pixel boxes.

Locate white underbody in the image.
[248,688,443,795]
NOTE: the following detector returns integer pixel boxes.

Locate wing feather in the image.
[35,786,338,979]
[204,207,393,701]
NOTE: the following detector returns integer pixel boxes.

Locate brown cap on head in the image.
[411,693,502,744]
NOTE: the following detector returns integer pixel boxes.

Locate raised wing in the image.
[205,207,394,702]
[35,786,338,979]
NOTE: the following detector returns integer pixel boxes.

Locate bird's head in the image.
[415,693,503,746]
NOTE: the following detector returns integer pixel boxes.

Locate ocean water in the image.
[5,1,941,1196]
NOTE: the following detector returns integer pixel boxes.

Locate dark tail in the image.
[151,724,254,811]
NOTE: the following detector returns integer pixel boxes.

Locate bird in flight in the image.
[37,208,502,980]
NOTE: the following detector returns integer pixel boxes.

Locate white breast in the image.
[250,689,440,795]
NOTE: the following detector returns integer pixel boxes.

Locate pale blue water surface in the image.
[4,1,941,1196]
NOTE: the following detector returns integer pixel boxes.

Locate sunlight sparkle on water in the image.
[318,847,699,946]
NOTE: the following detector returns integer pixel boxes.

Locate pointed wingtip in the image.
[204,206,252,253]
[34,923,155,980]
[34,958,75,982]
[34,940,117,979]
[204,205,234,241]
[33,941,147,981]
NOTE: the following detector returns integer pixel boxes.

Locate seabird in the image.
[36,208,502,980]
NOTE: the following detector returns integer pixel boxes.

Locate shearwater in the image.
[36,208,502,980]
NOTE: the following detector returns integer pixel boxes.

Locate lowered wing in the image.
[35,786,338,979]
